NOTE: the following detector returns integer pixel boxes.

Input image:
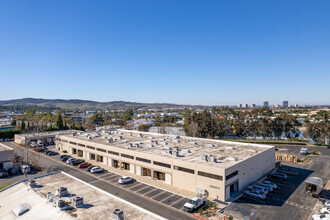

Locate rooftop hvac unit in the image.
[28,179,36,187]
[225,146,235,150]
[175,136,180,139]
[56,187,68,197]
[226,157,237,161]
[139,133,143,137]
[200,154,208,161]
[208,157,217,163]
[113,208,124,220]
[119,136,122,139]
[87,136,92,140]
[53,198,65,208]
[167,147,173,155]
[189,141,197,145]
[206,144,215,148]
[71,196,84,208]
[135,143,139,148]
[46,192,55,202]
[72,133,77,136]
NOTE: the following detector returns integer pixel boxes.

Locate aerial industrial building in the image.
[53,130,275,202]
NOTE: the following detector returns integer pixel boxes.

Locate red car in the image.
[78,162,92,168]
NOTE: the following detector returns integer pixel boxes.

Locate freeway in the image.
[1,142,194,220]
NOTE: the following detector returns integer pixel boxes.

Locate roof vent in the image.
[189,141,197,145]
[13,204,29,216]
[119,136,123,139]
[139,133,143,137]
[113,208,124,220]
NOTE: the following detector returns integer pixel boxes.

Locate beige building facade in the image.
[54,130,275,201]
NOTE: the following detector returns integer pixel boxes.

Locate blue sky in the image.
[0,0,329,105]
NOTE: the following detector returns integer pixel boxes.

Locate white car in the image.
[91,167,104,174]
[66,158,76,164]
[118,176,134,184]
[262,180,277,189]
[248,185,268,194]
[312,214,330,220]
[325,200,330,207]
[244,190,266,200]
[321,207,330,214]
[256,183,273,192]
[300,148,308,155]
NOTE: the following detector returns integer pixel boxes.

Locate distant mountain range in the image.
[0,98,201,110]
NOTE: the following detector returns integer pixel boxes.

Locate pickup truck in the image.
[183,195,207,212]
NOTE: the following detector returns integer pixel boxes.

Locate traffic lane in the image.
[4,142,194,220]
[276,145,330,156]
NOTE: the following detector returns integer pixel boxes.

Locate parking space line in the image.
[126,182,142,189]
[170,197,186,206]
[159,193,177,203]
[151,191,169,199]
[135,185,152,193]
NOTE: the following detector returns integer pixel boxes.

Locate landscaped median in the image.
[227,139,307,145]
[0,184,11,191]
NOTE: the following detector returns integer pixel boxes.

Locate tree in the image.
[122,109,134,122]
[55,113,64,130]
[138,124,150,132]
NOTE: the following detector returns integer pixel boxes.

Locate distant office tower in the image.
[243,104,248,108]
[237,104,242,108]
[251,104,256,108]
[264,101,269,107]
[283,101,289,108]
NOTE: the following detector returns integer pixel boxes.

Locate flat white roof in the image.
[0,173,162,220]
[59,129,274,168]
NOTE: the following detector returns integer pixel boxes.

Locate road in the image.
[0,142,194,220]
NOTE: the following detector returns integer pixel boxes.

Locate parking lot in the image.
[225,145,330,220]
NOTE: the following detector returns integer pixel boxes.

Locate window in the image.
[226,171,238,181]
[108,150,119,156]
[121,153,134,159]
[97,148,106,153]
[174,166,195,174]
[87,145,95,150]
[62,140,68,143]
[78,143,85,147]
[69,141,76,145]
[198,171,223,180]
[136,157,151,163]
[153,161,171,168]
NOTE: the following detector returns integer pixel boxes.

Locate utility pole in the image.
[324,113,326,145]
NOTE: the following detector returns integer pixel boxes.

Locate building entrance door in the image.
[113,160,119,168]
[121,162,130,170]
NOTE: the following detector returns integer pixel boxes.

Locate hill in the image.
[0,98,198,110]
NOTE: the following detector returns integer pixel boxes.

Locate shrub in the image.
[310,150,318,155]
[198,208,203,215]
[138,124,150,132]
[228,216,233,220]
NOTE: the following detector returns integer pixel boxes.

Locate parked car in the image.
[256,183,274,192]
[248,185,269,194]
[78,162,92,168]
[60,155,68,159]
[300,148,308,155]
[48,151,59,156]
[324,200,330,207]
[183,195,207,212]
[118,176,134,184]
[268,172,287,181]
[321,207,330,214]
[262,180,277,189]
[0,169,8,178]
[45,150,52,155]
[244,190,266,200]
[66,158,76,164]
[61,156,70,162]
[72,159,85,166]
[87,165,97,172]
[91,167,104,173]
[44,142,49,146]
[8,166,18,175]
[20,164,31,174]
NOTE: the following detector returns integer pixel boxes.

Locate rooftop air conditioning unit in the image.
[56,187,68,197]
[206,144,215,148]
[119,136,123,139]
[71,196,84,208]
[113,208,124,220]
[28,179,36,187]
[189,141,197,145]
[87,136,92,140]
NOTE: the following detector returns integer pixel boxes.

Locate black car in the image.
[60,155,68,159]
[48,151,59,156]
[61,156,70,162]
[268,172,287,181]
[72,159,85,166]
[0,169,8,178]
[45,150,52,155]
[87,165,96,172]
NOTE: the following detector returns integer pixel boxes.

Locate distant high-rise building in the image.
[243,104,248,108]
[283,101,289,108]
[237,104,242,108]
[264,101,269,107]
[251,104,256,108]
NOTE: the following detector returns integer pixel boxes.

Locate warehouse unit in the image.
[55,130,275,201]
[15,130,77,146]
